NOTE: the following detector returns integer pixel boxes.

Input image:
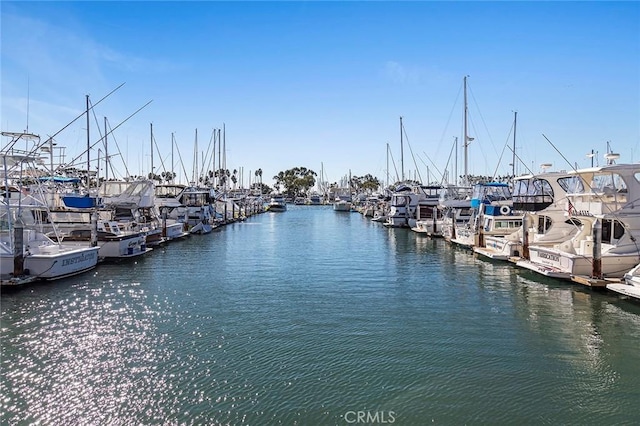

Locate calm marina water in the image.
[2,205,640,425]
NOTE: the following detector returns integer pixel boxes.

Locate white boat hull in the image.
[164,222,190,240]
[607,283,640,300]
[517,246,640,280]
[1,245,99,282]
[25,245,100,279]
[333,202,351,212]
[474,236,521,261]
[98,234,149,259]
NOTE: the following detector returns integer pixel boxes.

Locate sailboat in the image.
[440,77,475,240]
[181,129,216,234]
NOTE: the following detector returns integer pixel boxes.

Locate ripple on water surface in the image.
[2,206,640,424]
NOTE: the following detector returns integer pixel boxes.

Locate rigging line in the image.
[400,123,423,183]
[436,82,464,160]
[415,153,441,184]
[543,133,639,203]
[62,100,153,172]
[504,140,534,176]
[467,82,500,160]
[543,133,640,253]
[420,151,445,183]
[105,117,130,179]
[491,130,512,181]
[172,135,190,185]
[88,99,105,153]
[152,130,169,178]
[542,133,582,175]
[387,143,400,183]
[200,128,215,181]
[440,139,457,186]
[41,82,126,150]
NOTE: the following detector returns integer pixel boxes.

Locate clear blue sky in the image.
[2,1,639,188]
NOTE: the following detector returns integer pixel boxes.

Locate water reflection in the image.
[1,279,177,424]
[2,207,639,424]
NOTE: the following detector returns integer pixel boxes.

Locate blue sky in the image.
[2,1,639,188]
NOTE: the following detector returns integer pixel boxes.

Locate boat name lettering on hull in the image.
[62,252,96,267]
[538,251,560,262]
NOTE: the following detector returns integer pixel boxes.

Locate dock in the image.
[570,275,622,288]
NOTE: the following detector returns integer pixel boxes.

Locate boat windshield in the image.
[513,178,553,202]
[558,176,583,193]
[472,184,511,203]
[589,172,627,194]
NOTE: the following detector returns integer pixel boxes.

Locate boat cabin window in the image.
[155,185,185,198]
[114,207,134,220]
[590,172,627,194]
[421,186,443,199]
[512,178,553,209]
[392,195,409,207]
[124,182,147,197]
[538,216,553,234]
[102,182,131,197]
[602,219,625,244]
[558,176,583,194]
[473,184,511,202]
[565,218,582,227]
[493,219,523,230]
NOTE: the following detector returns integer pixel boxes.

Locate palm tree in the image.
[255,168,263,194]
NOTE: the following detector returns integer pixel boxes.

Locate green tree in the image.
[250,182,272,195]
[231,169,238,189]
[273,166,317,198]
[352,174,381,192]
[254,168,264,193]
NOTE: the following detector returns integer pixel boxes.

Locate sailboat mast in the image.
[386,142,389,188]
[212,128,217,188]
[454,136,458,186]
[150,123,154,179]
[463,76,468,185]
[512,111,517,178]
[218,129,222,181]
[171,132,175,183]
[86,94,90,188]
[400,116,404,181]
[104,117,109,182]
[194,129,198,184]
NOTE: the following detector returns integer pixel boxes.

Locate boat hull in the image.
[268,205,287,212]
[607,283,640,300]
[25,246,100,279]
[517,246,640,280]
[1,245,99,283]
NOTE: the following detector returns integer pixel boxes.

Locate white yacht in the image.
[437,185,474,239]
[333,192,352,212]
[1,134,100,283]
[516,163,640,280]
[179,185,217,234]
[384,184,442,228]
[0,198,99,283]
[475,171,579,261]
[450,182,521,248]
[268,195,287,212]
